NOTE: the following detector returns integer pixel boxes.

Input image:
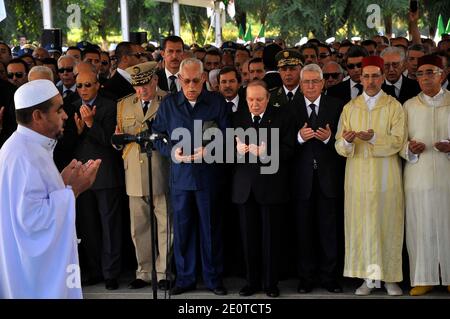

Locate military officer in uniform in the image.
[114,61,172,290]
[269,49,303,109]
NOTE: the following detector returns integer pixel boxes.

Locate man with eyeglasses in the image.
[322,61,344,90]
[335,56,406,296]
[289,63,344,295]
[6,58,28,88]
[156,36,184,94]
[152,58,228,296]
[380,46,420,104]
[99,51,111,83]
[56,55,77,98]
[103,42,141,101]
[400,55,450,296]
[318,43,332,67]
[327,45,368,105]
[72,67,124,291]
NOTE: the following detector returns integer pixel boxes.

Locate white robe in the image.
[401,90,450,286]
[0,125,82,299]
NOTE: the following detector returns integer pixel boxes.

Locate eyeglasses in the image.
[179,77,202,85]
[58,67,74,73]
[301,79,322,85]
[319,53,330,59]
[76,81,97,89]
[7,72,24,79]
[384,62,401,69]
[415,69,442,78]
[323,72,341,79]
[101,61,109,65]
[361,73,382,80]
[347,62,363,69]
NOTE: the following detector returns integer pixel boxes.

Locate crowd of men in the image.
[1,9,450,299]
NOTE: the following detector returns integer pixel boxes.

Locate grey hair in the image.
[57,54,76,67]
[301,63,323,80]
[322,61,344,74]
[179,57,204,74]
[380,46,405,61]
[28,65,54,82]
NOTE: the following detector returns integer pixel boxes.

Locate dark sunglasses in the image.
[319,53,330,59]
[323,72,341,79]
[101,61,109,65]
[347,62,362,69]
[7,72,24,79]
[58,67,74,73]
[76,82,96,89]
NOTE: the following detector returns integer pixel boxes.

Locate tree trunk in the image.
[384,14,392,38]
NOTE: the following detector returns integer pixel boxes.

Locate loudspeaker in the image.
[41,29,62,48]
[129,32,147,45]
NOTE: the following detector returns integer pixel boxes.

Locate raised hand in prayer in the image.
[61,158,102,197]
[356,129,374,141]
[299,122,315,141]
[409,139,426,154]
[342,130,357,143]
[74,113,85,135]
[434,140,450,153]
[315,124,332,141]
[80,104,97,128]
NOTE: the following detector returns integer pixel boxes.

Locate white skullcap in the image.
[14,79,60,110]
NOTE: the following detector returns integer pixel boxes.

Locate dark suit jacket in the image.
[73,95,124,189]
[0,80,16,148]
[231,105,295,205]
[156,68,170,92]
[263,72,283,91]
[152,89,229,191]
[288,94,343,200]
[101,71,135,101]
[326,79,352,105]
[382,75,421,104]
[269,86,302,109]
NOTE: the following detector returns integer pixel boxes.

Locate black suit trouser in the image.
[238,191,281,289]
[295,170,338,284]
[76,187,123,280]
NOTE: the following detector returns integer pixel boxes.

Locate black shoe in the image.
[128,279,150,289]
[210,286,227,296]
[239,285,259,296]
[322,280,343,293]
[265,286,280,298]
[105,278,119,290]
[158,279,172,291]
[171,284,196,295]
[297,280,313,293]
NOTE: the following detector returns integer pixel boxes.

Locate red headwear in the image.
[417,54,444,70]
[361,56,385,73]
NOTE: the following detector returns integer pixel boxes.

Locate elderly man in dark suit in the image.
[289,63,343,294]
[232,80,295,298]
[73,68,124,290]
[152,58,228,296]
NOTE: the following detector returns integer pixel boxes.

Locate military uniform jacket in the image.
[268,86,303,109]
[117,88,169,197]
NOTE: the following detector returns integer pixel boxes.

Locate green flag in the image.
[446,18,450,34]
[238,24,245,41]
[244,24,253,42]
[254,25,265,43]
[434,14,445,42]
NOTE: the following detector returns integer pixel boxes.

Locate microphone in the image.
[111,131,168,146]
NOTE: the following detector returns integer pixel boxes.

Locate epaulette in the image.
[117,92,135,102]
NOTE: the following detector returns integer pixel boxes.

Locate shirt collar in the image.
[363,89,383,105]
[385,76,403,90]
[165,68,179,79]
[304,95,321,107]
[63,83,76,92]
[83,95,97,106]
[284,85,299,96]
[251,112,264,121]
[117,68,132,83]
[227,94,240,106]
[350,78,358,88]
[17,125,58,151]
[422,88,445,106]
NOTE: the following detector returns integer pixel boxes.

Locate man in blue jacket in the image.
[152,58,228,295]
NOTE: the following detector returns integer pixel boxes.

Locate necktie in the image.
[169,75,177,94]
[309,104,318,130]
[355,83,363,95]
[63,89,72,98]
[226,101,236,112]
[253,115,261,128]
[143,101,149,115]
[287,91,294,102]
[385,84,396,98]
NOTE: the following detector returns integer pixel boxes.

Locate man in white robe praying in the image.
[0,79,101,299]
[401,55,450,296]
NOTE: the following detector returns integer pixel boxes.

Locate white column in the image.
[42,0,53,29]
[120,0,130,41]
[214,0,222,47]
[173,0,180,36]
